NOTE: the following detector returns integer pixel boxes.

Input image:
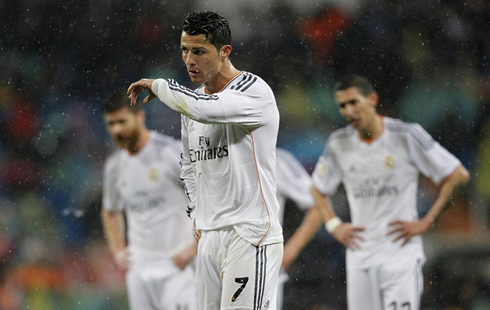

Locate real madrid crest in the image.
[384,155,395,170]
[150,168,159,181]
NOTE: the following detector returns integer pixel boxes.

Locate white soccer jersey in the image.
[312,117,461,268]
[102,132,194,264]
[276,148,315,224]
[151,72,283,246]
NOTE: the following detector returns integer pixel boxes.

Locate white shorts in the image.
[347,258,424,310]
[196,227,283,310]
[127,262,198,310]
[275,271,289,310]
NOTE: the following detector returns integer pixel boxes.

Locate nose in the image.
[343,104,356,117]
[111,123,123,135]
[184,53,196,66]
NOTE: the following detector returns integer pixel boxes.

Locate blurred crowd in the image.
[0,0,489,309]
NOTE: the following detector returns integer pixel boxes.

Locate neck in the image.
[359,115,383,141]
[128,129,150,155]
[205,60,240,94]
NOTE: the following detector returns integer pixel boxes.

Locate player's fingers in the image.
[346,240,359,250]
[130,90,138,106]
[351,240,361,250]
[386,226,404,235]
[127,82,139,95]
[352,226,366,232]
[389,220,403,226]
[352,234,365,242]
[391,231,407,243]
[401,235,411,246]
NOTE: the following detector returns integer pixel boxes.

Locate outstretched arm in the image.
[311,185,365,250]
[128,78,273,126]
[282,207,323,270]
[101,209,130,270]
[388,165,470,244]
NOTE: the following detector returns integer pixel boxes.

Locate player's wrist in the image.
[325,217,343,234]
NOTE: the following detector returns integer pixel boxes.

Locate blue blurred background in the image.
[1,0,489,309]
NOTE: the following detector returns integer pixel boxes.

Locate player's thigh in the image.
[275,271,289,310]
[221,237,282,310]
[381,258,424,310]
[196,231,224,310]
[161,265,198,310]
[126,268,155,310]
[347,265,382,310]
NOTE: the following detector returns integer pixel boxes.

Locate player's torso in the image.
[334,127,425,265]
[335,127,420,237]
[114,136,193,262]
[116,146,181,218]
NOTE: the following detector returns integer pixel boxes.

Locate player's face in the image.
[335,87,378,130]
[181,32,224,86]
[104,107,143,150]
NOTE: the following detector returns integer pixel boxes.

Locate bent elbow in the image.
[460,166,470,184]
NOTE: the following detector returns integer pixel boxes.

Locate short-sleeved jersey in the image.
[151,72,283,246]
[102,132,194,264]
[276,148,315,224]
[312,117,461,268]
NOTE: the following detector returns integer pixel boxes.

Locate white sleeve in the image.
[160,139,184,185]
[102,156,123,212]
[276,149,314,210]
[312,139,343,196]
[179,116,197,220]
[407,124,461,184]
[151,78,273,127]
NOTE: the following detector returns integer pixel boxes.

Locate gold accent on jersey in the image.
[149,168,159,181]
[384,156,396,170]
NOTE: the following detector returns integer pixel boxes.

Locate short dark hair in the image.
[183,11,232,52]
[102,91,141,114]
[334,75,375,97]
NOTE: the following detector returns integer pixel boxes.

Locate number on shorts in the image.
[231,277,249,302]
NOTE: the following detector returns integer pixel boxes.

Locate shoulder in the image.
[276,148,297,166]
[329,126,356,142]
[152,132,182,152]
[276,148,308,177]
[225,71,271,95]
[104,149,124,174]
[384,117,434,150]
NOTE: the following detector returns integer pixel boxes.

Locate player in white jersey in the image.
[101,92,197,310]
[275,148,323,310]
[311,75,470,310]
[127,11,283,310]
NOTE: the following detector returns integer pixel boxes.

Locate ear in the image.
[220,45,232,61]
[369,92,379,107]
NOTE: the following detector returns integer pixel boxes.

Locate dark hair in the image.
[334,75,375,97]
[183,11,232,52]
[102,91,141,114]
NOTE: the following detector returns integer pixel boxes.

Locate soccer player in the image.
[311,75,470,310]
[101,92,197,310]
[276,148,323,310]
[127,11,283,310]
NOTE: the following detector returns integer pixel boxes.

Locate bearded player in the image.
[101,92,197,310]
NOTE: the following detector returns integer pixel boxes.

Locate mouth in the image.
[349,118,360,127]
[188,69,200,78]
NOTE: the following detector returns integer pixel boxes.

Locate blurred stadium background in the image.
[1,0,489,309]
